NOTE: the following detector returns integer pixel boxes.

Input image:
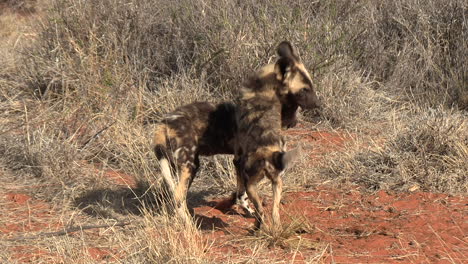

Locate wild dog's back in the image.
[153,101,239,223]
[198,102,237,156]
[153,102,215,162]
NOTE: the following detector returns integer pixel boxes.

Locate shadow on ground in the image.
[73,180,221,220]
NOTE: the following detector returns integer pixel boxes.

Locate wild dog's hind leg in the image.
[173,143,199,224]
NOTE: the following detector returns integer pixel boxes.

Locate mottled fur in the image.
[234,85,288,229]
[152,101,297,221]
[233,41,316,229]
[153,102,237,220]
[153,41,320,226]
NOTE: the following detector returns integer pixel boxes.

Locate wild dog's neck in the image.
[240,87,278,103]
[241,63,286,103]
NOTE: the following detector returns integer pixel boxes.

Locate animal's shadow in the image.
[73,181,230,230]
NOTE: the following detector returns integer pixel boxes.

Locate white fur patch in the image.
[164,114,184,121]
[176,203,191,224]
[160,158,176,191]
[173,147,183,160]
[238,192,254,215]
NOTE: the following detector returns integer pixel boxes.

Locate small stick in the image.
[5,221,130,242]
[79,121,116,150]
[24,102,31,147]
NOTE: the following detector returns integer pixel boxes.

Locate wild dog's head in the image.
[243,143,303,178]
[274,41,321,111]
[241,41,321,127]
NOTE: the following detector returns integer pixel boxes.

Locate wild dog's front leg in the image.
[235,182,254,216]
[232,158,254,215]
[271,174,283,229]
[245,176,264,229]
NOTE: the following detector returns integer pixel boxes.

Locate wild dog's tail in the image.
[271,146,302,171]
[153,125,176,193]
[158,156,176,192]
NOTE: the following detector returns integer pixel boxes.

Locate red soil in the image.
[0,191,121,263]
[284,125,355,162]
[99,168,136,186]
[1,193,62,234]
[197,188,467,263]
[1,192,63,262]
[87,247,117,261]
[1,129,466,263]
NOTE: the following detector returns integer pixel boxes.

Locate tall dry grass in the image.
[0,0,467,262]
[320,107,468,194]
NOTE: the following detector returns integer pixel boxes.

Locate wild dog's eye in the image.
[301,87,310,93]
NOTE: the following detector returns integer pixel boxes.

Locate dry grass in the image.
[0,0,467,262]
[321,107,468,194]
[246,214,318,248]
[0,0,37,14]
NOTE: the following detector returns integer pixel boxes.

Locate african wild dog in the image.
[152,100,299,221]
[153,101,237,221]
[233,41,317,230]
[152,41,321,224]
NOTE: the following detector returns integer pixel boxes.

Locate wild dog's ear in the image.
[277,41,300,61]
[272,146,302,171]
[274,57,294,92]
[242,74,261,90]
[275,41,300,93]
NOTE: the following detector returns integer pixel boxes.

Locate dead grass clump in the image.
[20,211,210,263]
[352,0,468,109]
[313,63,396,130]
[324,108,468,195]
[125,211,210,263]
[252,216,317,248]
[0,129,97,203]
[14,0,239,100]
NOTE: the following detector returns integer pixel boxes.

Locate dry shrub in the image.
[313,63,395,130]
[15,212,209,264]
[324,107,468,195]
[48,211,210,263]
[0,124,99,203]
